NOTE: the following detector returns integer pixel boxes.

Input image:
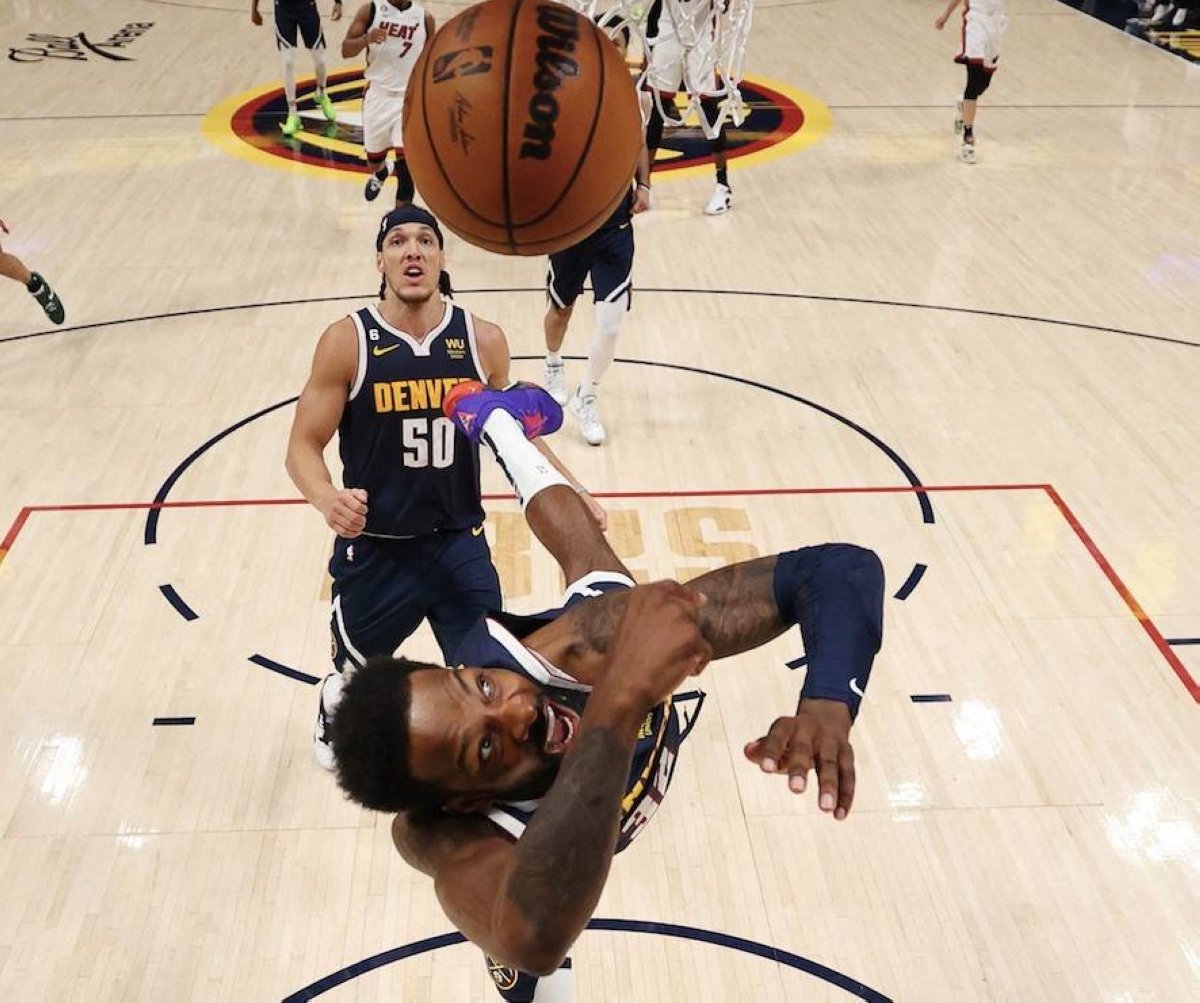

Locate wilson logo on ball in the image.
[431,46,493,83]
[519,4,581,161]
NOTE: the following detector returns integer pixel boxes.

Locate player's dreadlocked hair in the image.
[328,655,450,813]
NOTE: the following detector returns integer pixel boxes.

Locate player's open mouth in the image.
[403,265,424,279]
[542,699,578,755]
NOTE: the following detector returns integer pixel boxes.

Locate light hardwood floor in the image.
[0,0,1197,999]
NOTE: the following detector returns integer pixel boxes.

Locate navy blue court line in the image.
[248,654,321,686]
[144,356,933,630]
[787,655,810,670]
[143,396,298,545]
[158,584,198,621]
[152,716,196,725]
[281,919,892,1002]
[893,563,928,600]
[1166,638,1200,646]
[910,694,953,703]
[4,287,1195,350]
[609,356,936,525]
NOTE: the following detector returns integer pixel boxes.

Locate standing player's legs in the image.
[955,13,1006,163]
[644,23,682,184]
[566,224,634,446]
[690,25,732,217]
[297,1,335,122]
[275,0,334,136]
[700,93,733,215]
[361,87,408,203]
[0,234,64,324]
[646,18,730,215]
[542,243,591,406]
[958,63,994,163]
[362,87,415,204]
[316,534,498,769]
[274,1,304,135]
[423,527,504,661]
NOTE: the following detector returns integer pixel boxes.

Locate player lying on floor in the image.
[328,382,884,999]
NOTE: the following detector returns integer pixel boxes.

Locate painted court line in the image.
[1,484,1195,702]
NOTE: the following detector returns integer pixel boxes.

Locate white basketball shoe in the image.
[704,183,733,216]
[568,386,606,446]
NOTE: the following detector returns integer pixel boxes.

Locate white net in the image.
[564,0,754,138]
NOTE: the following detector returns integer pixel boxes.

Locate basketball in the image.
[401,0,642,256]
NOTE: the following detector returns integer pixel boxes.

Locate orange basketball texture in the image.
[402,0,642,256]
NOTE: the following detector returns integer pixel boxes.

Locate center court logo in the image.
[202,69,829,183]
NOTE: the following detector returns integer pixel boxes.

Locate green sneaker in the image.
[28,272,65,325]
[315,91,336,123]
[281,113,302,137]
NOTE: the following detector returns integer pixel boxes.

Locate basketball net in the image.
[563,0,754,138]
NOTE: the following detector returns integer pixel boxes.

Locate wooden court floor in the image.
[1,0,1198,1000]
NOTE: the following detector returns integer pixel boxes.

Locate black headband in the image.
[376,205,445,251]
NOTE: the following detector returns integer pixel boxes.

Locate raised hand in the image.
[580,490,607,532]
[606,580,712,710]
[743,698,855,820]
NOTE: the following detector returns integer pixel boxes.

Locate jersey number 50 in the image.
[401,416,456,469]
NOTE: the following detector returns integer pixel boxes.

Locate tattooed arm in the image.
[563,548,884,818]
[555,555,789,665]
[394,581,712,975]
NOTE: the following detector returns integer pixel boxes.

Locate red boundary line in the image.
[1,484,1195,702]
[1042,485,1199,702]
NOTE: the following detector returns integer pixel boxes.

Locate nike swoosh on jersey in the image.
[849,677,865,698]
[471,524,484,536]
[372,344,401,357]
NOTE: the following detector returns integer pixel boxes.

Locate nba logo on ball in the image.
[431,46,493,83]
[403,0,642,256]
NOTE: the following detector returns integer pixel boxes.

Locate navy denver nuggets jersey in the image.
[339,302,487,537]
[452,587,705,855]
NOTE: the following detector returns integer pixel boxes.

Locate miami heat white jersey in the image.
[365,0,427,95]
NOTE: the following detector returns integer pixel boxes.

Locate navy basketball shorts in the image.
[274,0,325,50]
[329,526,502,669]
[546,223,634,310]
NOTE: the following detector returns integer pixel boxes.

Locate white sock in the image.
[581,300,622,397]
[281,49,298,110]
[546,350,563,366]
[480,410,568,508]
